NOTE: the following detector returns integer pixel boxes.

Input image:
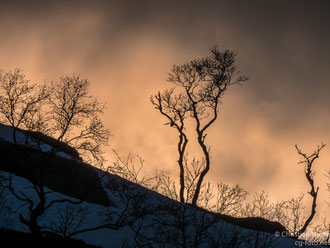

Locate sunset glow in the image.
[1,0,329,217]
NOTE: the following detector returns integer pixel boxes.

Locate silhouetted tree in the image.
[239,144,326,240]
[295,143,325,238]
[0,69,111,247]
[310,215,330,246]
[6,176,84,245]
[131,172,280,248]
[0,69,110,167]
[106,150,152,187]
[151,46,247,206]
[49,75,110,168]
[0,69,49,144]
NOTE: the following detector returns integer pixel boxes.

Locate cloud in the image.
[0,0,329,205]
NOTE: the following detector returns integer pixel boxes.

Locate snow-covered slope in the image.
[0,124,327,247]
[0,123,76,160]
[2,171,326,248]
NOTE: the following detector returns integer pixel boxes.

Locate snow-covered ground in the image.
[2,171,327,248]
[0,124,327,247]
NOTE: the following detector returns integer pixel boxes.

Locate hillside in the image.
[0,124,327,247]
[0,124,111,207]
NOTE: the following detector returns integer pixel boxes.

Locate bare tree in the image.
[131,171,279,248]
[236,144,326,240]
[130,185,222,247]
[0,70,110,166]
[151,90,189,203]
[240,191,277,220]
[49,75,110,168]
[133,167,253,247]
[213,181,248,216]
[6,175,84,244]
[106,150,152,187]
[0,69,49,144]
[295,143,325,237]
[151,46,247,206]
[151,170,179,201]
[282,195,306,235]
[49,203,89,237]
[310,215,330,245]
[0,69,111,246]
[306,168,330,245]
[206,224,279,248]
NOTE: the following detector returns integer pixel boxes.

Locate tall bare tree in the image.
[151,47,247,206]
[295,143,326,237]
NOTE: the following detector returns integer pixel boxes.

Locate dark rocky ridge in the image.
[217,214,288,235]
[190,204,288,235]
[21,128,81,160]
[0,139,111,207]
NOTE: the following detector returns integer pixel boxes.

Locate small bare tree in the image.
[0,69,49,143]
[106,150,152,187]
[49,203,89,237]
[310,216,330,245]
[151,46,247,206]
[49,75,110,168]
[132,172,279,248]
[240,191,277,220]
[136,167,250,247]
[282,195,306,235]
[213,181,248,216]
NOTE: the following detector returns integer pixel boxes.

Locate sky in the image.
[0,0,329,213]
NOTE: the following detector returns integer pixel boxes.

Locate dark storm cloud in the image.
[0,0,329,201]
